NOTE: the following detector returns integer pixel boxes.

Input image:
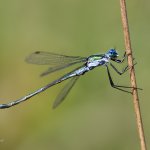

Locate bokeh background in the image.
[0,0,149,150]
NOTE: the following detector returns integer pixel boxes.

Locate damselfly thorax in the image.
[0,49,141,109]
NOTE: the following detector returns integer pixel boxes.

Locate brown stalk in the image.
[120,0,147,150]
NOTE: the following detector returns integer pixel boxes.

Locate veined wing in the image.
[52,76,79,109]
[26,51,86,65]
[26,51,87,76]
[40,60,83,76]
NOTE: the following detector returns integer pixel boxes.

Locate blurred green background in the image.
[0,0,149,150]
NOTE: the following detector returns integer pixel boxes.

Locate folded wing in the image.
[26,51,87,76]
[52,76,79,109]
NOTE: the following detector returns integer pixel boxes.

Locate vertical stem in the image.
[120,0,147,150]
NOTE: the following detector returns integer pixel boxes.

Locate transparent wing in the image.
[26,51,87,76]
[52,76,79,109]
[40,61,83,76]
[26,51,87,65]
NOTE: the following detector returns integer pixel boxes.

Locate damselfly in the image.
[0,49,139,109]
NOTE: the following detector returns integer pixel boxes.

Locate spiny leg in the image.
[110,62,129,75]
[106,65,134,94]
[110,59,137,75]
[109,62,143,91]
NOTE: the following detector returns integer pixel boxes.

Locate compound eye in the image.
[111,51,114,55]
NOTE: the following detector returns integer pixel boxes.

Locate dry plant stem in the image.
[120,0,147,150]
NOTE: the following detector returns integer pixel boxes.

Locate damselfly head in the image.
[106,49,119,60]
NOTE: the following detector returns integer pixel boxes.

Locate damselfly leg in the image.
[106,65,142,94]
[0,49,142,109]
